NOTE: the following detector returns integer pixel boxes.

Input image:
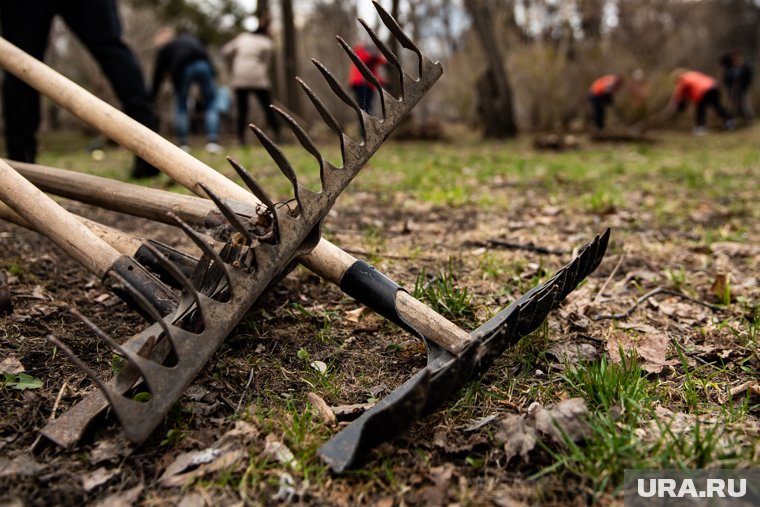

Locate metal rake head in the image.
[318,229,610,472]
[48,1,443,444]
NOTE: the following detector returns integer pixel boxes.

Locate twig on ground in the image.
[235,367,255,413]
[465,239,567,256]
[593,252,625,303]
[593,287,724,321]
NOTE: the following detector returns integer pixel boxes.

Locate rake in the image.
[0,2,609,470]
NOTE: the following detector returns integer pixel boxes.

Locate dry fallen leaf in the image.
[263,434,296,468]
[420,463,456,506]
[607,331,678,373]
[0,356,24,375]
[0,454,44,478]
[495,414,537,464]
[93,484,143,507]
[307,392,337,426]
[710,272,730,302]
[530,398,592,444]
[345,307,367,323]
[81,466,120,492]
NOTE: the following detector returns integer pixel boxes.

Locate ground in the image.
[0,126,758,505]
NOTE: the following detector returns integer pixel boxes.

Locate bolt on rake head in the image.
[48,3,443,445]
[318,229,611,472]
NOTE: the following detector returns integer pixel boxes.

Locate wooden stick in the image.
[0,159,120,277]
[0,200,142,256]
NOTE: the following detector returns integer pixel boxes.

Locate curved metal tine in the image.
[271,105,327,190]
[297,78,347,167]
[108,272,174,341]
[336,36,386,119]
[358,18,404,99]
[139,241,202,311]
[69,308,152,369]
[249,124,303,215]
[312,59,366,141]
[373,0,424,78]
[592,228,611,272]
[226,157,280,239]
[198,182,251,242]
[167,211,233,296]
[48,335,120,404]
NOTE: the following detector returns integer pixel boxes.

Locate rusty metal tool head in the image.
[38,1,443,444]
[318,228,610,472]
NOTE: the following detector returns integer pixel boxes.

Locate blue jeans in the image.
[175,59,218,144]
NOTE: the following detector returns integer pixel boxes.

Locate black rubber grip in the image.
[340,260,416,335]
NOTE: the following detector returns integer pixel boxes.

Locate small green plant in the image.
[2,372,43,391]
[413,259,475,326]
[665,268,688,291]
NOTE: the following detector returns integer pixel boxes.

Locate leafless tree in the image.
[464,0,518,138]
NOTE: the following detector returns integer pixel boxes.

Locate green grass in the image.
[412,258,475,327]
[8,127,759,504]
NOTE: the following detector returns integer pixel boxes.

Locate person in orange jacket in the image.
[665,69,734,134]
[349,42,387,114]
[588,74,624,131]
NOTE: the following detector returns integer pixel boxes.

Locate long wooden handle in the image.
[0,159,121,277]
[0,200,143,256]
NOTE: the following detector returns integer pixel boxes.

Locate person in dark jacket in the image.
[151,27,221,153]
[0,0,161,178]
[720,51,753,123]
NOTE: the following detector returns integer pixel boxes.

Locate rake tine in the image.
[271,105,327,189]
[48,335,121,405]
[318,368,431,473]
[69,309,160,382]
[336,36,386,119]
[167,212,233,296]
[312,59,367,141]
[373,0,424,78]
[140,241,200,304]
[226,157,279,238]
[296,77,343,137]
[249,124,303,215]
[107,272,175,341]
[357,18,404,99]
[198,182,252,242]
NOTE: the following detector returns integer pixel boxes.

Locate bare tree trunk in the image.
[281,0,301,114]
[255,0,269,18]
[464,0,518,138]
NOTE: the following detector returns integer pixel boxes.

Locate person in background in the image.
[588,74,624,131]
[665,69,734,135]
[222,14,281,145]
[349,42,387,114]
[151,27,221,153]
[0,0,161,178]
[720,51,753,123]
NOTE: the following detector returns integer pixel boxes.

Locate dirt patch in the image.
[1,172,757,504]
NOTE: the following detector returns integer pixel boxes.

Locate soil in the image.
[0,177,757,505]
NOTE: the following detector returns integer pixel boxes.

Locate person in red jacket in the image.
[588,74,624,131]
[666,69,733,134]
[349,42,387,114]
